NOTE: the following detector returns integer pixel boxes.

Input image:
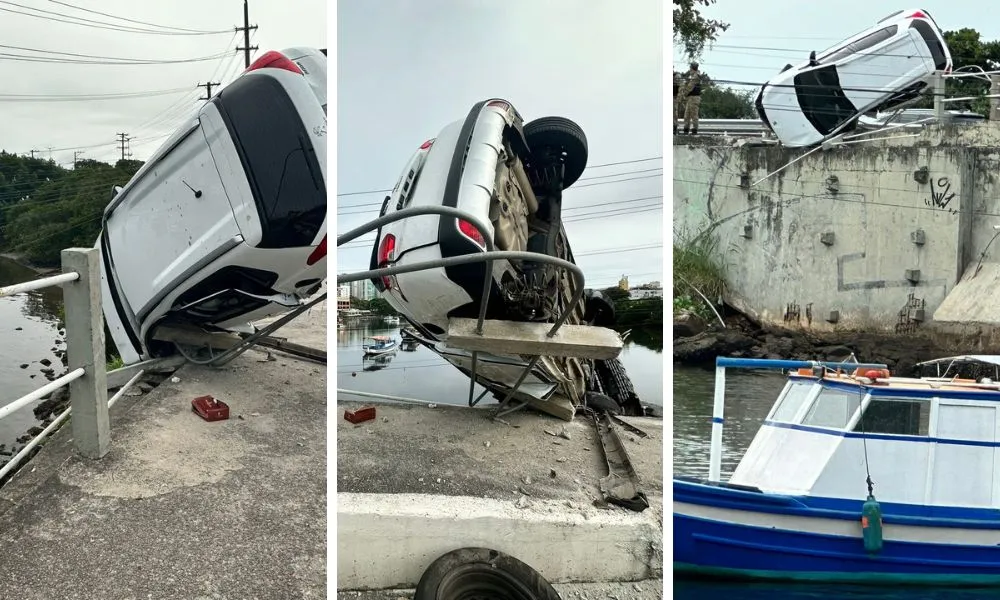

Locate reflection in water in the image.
[0,256,65,451]
[338,321,663,407]
[672,365,998,598]
[362,351,397,372]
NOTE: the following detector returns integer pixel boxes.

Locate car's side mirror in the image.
[110,185,123,201]
[809,51,818,67]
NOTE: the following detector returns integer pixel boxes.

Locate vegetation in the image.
[673,0,729,59]
[674,70,756,118]
[909,28,1000,115]
[673,229,727,321]
[601,286,663,331]
[350,296,397,316]
[0,153,143,266]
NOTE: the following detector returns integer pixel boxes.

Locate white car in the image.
[369,99,643,415]
[755,9,952,147]
[100,48,327,365]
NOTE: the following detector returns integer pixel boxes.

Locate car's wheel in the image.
[524,116,588,189]
[414,547,560,600]
[595,357,644,416]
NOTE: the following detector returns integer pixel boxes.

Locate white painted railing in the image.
[0,248,118,481]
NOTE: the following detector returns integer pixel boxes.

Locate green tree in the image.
[674,0,729,59]
[911,28,1000,115]
[675,70,756,118]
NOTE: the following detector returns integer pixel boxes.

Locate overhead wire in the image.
[46,0,227,33]
[0,0,229,35]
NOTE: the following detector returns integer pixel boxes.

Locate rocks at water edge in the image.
[673,311,707,338]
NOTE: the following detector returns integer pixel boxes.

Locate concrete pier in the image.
[0,306,327,599]
[336,400,663,595]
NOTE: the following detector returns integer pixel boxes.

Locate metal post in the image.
[991,75,1000,121]
[708,365,726,482]
[61,248,110,459]
[933,71,945,120]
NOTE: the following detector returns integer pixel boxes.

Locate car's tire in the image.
[595,357,644,416]
[524,116,588,189]
[414,547,560,600]
[584,391,621,415]
[583,289,616,327]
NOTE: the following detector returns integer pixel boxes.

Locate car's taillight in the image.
[909,10,927,19]
[378,234,396,289]
[247,50,304,75]
[419,139,435,150]
[487,100,511,112]
[457,219,486,248]
[306,235,326,266]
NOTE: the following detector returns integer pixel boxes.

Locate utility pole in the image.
[197,81,221,102]
[29,149,37,159]
[73,150,83,168]
[990,74,1000,121]
[235,0,258,69]
[116,133,130,162]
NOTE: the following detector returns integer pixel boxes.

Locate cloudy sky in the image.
[1,0,324,167]
[337,0,664,290]
[673,2,989,88]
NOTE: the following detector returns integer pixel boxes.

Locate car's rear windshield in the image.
[910,20,948,71]
[794,66,858,136]
[214,74,325,249]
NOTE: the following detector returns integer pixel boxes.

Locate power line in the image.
[46,0,227,33]
[0,87,191,102]
[335,156,663,197]
[0,48,234,66]
[0,3,228,35]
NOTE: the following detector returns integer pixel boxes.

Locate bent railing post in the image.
[61,248,110,459]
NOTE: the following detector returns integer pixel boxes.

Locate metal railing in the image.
[0,248,128,481]
[337,205,588,417]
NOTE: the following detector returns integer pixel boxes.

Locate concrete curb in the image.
[337,492,663,590]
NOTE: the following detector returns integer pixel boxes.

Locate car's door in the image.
[836,26,934,113]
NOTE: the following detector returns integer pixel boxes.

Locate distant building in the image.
[618,275,629,291]
[337,282,351,311]
[629,282,663,300]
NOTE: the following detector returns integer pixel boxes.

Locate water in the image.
[0,257,64,449]
[336,321,663,407]
[673,365,999,599]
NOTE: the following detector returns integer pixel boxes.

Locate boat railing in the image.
[336,205,588,417]
[0,248,171,485]
[708,357,888,483]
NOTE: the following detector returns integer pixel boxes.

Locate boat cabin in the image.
[728,356,1000,509]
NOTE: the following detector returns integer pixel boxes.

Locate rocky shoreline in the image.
[674,309,967,377]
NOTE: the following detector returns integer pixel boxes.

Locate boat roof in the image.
[916,355,1000,367]
[367,335,391,341]
[789,370,1000,400]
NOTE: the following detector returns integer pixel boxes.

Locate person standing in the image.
[681,62,703,135]
[673,71,684,135]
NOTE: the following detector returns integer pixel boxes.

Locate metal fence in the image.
[0,248,145,481]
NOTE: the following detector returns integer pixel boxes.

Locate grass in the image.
[673,228,727,320]
[106,356,124,371]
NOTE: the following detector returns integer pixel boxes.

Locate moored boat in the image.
[362,335,398,356]
[675,355,1000,585]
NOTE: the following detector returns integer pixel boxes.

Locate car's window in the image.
[214,74,326,249]
[824,25,898,63]
[910,20,948,70]
[794,65,858,136]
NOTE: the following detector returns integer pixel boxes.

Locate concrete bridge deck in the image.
[336,399,664,595]
[0,306,327,599]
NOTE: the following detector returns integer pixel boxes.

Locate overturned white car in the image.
[369,99,645,416]
[100,48,328,365]
[756,9,952,147]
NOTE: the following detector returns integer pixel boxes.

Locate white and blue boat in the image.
[675,355,1000,585]
[362,335,398,356]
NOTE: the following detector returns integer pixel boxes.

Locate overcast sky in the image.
[1,0,324,168]
[674,2,990,89]
[337,1,663,290]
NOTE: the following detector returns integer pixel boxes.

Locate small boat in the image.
[675,355,1000,586]
[384,315,400,325]
[362,335,398,356]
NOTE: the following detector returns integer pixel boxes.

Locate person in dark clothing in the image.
[673,71,684,135]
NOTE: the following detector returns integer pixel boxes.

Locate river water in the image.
[0,257,64,451]
[336,320,663,408]
[673,365,999,599]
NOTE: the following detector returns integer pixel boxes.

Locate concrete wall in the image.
[673,123,1000,330]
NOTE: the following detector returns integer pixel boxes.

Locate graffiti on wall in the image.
[923,176,958,215]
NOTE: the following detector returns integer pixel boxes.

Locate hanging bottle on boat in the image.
[861,494,883,554]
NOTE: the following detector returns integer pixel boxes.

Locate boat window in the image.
[770,381,814,422]
[802,387,861,429]
[853,398,930,436]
